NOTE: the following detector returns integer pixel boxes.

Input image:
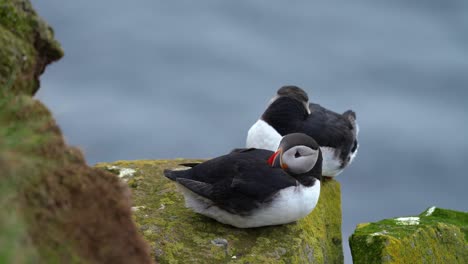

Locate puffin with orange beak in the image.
[164,133,322,228]
[247,85,359,178]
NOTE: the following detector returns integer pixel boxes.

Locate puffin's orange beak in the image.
[280,160,288,170]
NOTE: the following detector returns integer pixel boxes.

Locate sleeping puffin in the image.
[246,85,358,178]
[164,133,322,228]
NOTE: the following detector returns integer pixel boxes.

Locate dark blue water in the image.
[34,1,468,262]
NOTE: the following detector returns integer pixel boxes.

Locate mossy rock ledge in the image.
[349,207,468,264]
[96,160,344,264]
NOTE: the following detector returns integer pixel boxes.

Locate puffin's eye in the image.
[294,150,301,158]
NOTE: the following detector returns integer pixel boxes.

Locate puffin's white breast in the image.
[176,181,321,228]
[320,147,344,177]
[246,119,281,151]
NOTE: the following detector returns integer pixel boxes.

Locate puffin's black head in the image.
[266,86,311,117]
[277,85,309,103]
[268,133,322,182]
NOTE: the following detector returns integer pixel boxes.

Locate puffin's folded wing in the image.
[305,104,355,148]
[230,148,256,153]
[176,178,215,199]
[230,168,296,202]
[164,169,192,181]
[230,148,274,161]
[178,162,201,168]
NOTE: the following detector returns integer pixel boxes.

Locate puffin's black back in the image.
[164,150,303,215]
[262,97,357,160]
[304,103,357,157]
[262,97,308,135]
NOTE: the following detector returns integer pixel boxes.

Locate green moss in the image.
[0,0,63,95]
[96,160,344,263]
[0,0,33,39]
[0,94,75,262]
[1,94,153,263]
[420,207,468,240]
[0,149,40,264]
[349,207,468,264]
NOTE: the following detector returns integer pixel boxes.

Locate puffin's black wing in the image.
[230,148,274,160]
[165,152,296,215]
[228,158,297,200]
[230,148,256,153]
[176,178,215,198]
[303,103,357,151]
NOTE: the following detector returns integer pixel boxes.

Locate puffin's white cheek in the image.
[287,156,317,174]
[282,146,319,174]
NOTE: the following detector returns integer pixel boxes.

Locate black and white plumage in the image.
[164,133,322,228]
[247,85,359,178]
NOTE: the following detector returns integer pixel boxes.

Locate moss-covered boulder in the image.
[1,0,152,262]
[96,160,344,264]
[0,0,63,95]
[349,207,468,264]
[0,94,152,263]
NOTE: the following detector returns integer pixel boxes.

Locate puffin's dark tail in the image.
[342,110,356,122]
[178,162,200,168]
[343,110,359,155]
[163,168,191,181]
[343,110,357,131]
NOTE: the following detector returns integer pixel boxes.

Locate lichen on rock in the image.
[349,207,468,264]
[96,160,344,264]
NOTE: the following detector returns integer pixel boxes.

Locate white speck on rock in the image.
[395,217,420,225]
[425,206,436,216]
[370,230,388,237]
[106,166,137,178]
[131,206,145,212]
[119,168,136,178]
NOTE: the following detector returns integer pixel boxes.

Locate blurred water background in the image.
[34,1,468,262]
